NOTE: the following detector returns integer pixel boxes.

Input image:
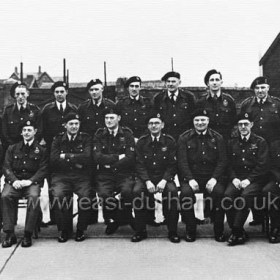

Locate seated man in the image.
[132,113,180,243]
[2,120,48,248]
[50,113,93,243]
[225,113,269,246]
[93,107,135,235]
[177,109,227,242]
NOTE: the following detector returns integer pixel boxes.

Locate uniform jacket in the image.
[50,131,92,174]
[116,95,153,138]
[135,133,177,184]
[2,103,40,145]
[196,91,236,139]
[3,140,48,184]
[93,126,135,175]
[153,89,196,140]
[268,139,280,182]
[78,98,115,136]
[177,128,227,181]
[227,133,269,182]
[38,101,77,148]
[240,95,280,144]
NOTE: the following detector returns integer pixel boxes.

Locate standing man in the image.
[153,71,196,141]
[132,113,180,243]
[50,113,92,242]
[93,107,135,235]
[1,120,48,248]
[177,109,227,242]
[196,69,236,141]
[78,78,115,224]
[225,113,269,245]
[38,81,77,225]
[2,82,40,152]
[240,76,280,225]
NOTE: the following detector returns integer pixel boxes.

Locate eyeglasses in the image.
[148,122,161,126]
[238,122,250,127]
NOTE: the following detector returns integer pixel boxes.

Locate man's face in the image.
[89,84,103,101]
[21,126,37,142]
[254,84,269,100]
[165,77,181,93]
[148,118,164,136]
[238,120,253,137]
[54,86,68,103]
[207,73,223,92]
[105,113,120,130]
[128,82,141,98]
[65,119,80,135]
[15,86,29,105]
[193,116,209,132]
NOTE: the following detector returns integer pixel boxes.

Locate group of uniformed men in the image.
[0,69,280,248]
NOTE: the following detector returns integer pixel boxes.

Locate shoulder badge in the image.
[223,99,228,107]
[34,147,40,154]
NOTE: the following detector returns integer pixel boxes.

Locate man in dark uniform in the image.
[177,109,227,242]
[78,78,115,225]
[93,107,135,235]
[38,81,77,225]
[132,113,180,243]
[196,69,236,141]
[225,113,269,246]
[240,76,280,225]
[50,113,92,242]
[116,76,159,227]
[263,139,280,243]
[2,82,40,152]
[1,120,48,248]
[153,71,196,141]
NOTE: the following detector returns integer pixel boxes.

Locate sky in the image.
[0,0,280,86]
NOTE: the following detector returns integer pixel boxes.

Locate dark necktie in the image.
[19,105,24,113]
[60,104,64,114]
[170,93,175,104]
[70,135,75,142]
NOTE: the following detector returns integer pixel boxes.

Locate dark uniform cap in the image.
[192,108,209,119]
[125,76,142,88]
[51,81,68,92]
[20,120,37,130]
[161,71,181,81]
[204,69,222,85]
[103,107,121,117]
[250,76,269,90]
[146,112,165,124]
[64,112,81,123]
[10,81,28,98]
[236,112,252,123]
[86,79,103,90]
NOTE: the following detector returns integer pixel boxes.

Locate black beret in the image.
[20,119,36,130]
[64,113,81,123]
[10,81,28,98]
[161,71,181,81]
[86,79,103,90]
[146,112,165,124]
[125,76,142,88]
[192,108,209,119]
[204,69,222,85]
[236,112,252,123]
[51,81,68,92]
[250,76,269,90]
[103,107,121,117]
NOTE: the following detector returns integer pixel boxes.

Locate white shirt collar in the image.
[92,98,102,107]
[151,134,161,142]
[130,95,140,101]
[108,127,118,137]
[17,102,27,110]
[168,90,179,99]
[56,100,67,110]
[24,139,34,146]
[257,97,267,104]
[242,134,250,141]
[67,133,77,141]
[210,91,221,98]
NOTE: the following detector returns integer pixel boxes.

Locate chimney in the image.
[15,66,18,75]
[38,65,41,74]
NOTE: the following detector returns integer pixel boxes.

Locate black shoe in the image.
[185,233,196,242]
[160,219,167,226]
[215,234,226,242]
[227,234,245,246]
[196,218,205,225]
[21,233,32,248]
[146,220,161,227]
[46,220,56,226]
[75,230,85,242]
[104,219,110,225]
[249,220,263,226]
[105,220,119,235]
[39,221,49,228]
[2,233,17,248]
[168,232,180,243]
[58,231,68,243]
[269,228,279,244]
[131,231,147,242]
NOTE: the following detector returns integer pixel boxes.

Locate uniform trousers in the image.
[2,183,41,233]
